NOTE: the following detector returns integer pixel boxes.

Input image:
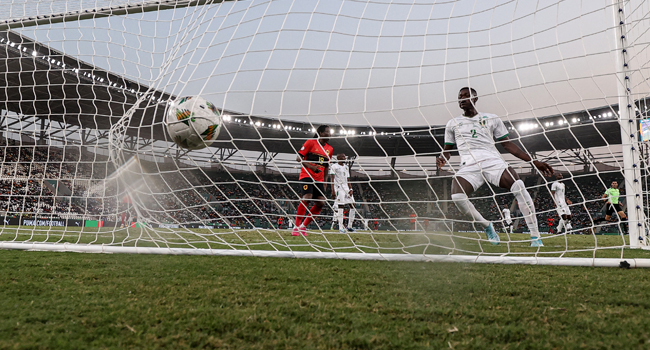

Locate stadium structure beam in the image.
[41,126,64,139]
[84,130,110,145]
[139,139,154,148]
[390,157,397,179]
[1,114,69,146]
[348,155,357,170]
[567,148,597,172]
[38,117,49,145]
[215,148,237,162]
[256,151,278,166]
[81,129,89,145]
[64,128,80,140]
[5,115,32,130]
[175,147,191,160]
[123,135,139,151]
[0,0,239,31]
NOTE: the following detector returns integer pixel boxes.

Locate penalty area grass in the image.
[1,250,650,349]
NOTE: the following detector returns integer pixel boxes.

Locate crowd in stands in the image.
[0,144,633,234]
[0,142,103,216]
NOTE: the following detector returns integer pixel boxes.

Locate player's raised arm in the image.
[499,136,554,177]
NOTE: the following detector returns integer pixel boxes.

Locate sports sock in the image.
[451,193,489,229]
[565,222,572,233]
[557,219,565,233]
[511,179,540,238]
[348,208,356,228]
[295,201,307,227]
[301,205,322,228]
[337,208,344,229]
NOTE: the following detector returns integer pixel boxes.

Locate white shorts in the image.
[504,220,513,226]
[556,204,571,216]
[334,188,354,207]
[456,158,509,191]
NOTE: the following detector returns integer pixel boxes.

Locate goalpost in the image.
[1,0,650,267]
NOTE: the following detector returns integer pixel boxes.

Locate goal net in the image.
[1,0,650,267]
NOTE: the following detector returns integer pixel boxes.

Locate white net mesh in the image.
[1,0,650,265]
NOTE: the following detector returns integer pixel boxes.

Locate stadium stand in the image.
[0,144,629,233]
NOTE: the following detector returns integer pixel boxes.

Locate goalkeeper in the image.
[602,181,627,223]
[437,87,554,247]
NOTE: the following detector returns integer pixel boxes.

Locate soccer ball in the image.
[166,96,222,150]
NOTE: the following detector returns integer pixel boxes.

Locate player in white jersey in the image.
[437,87,554,247]
[501,205,513,234]
[328,154,356,233]
[550,172,573,234]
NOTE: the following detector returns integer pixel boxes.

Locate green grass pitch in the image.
[2,227,650,348]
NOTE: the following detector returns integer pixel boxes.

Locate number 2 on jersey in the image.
[470,129,477,138]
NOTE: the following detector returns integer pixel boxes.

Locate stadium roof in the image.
[0,30,629,158]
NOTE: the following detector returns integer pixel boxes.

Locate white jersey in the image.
[502,208,512,223]
[551,181,566,207]
[444,112,509,166]
[329,163,350,192]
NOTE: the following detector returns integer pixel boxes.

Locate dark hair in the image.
[460,87,477,96]
[314,125,330,138]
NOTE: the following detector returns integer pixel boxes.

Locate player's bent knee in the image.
[510,179,526,193]
[451,193,470,213]
[451,193,468,203]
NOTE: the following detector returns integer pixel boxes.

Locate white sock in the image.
[510,179,540,238]
[510,225,513,234]
[557,219,565,233]
[566,222,572,232]
[337,208,344,230]
[451,193,490,229]
[348,208,356,228]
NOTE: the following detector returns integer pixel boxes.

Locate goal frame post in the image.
[2,241,650,267]
[611,0,647,248]
[0,0,238,31]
